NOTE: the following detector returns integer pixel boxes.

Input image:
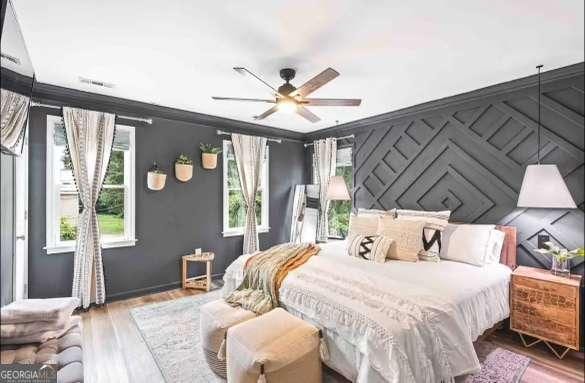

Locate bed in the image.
[222,226,517,383]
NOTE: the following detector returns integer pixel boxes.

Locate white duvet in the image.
[222,241,511,383]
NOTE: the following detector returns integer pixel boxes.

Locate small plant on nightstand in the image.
[175,153,194,182]
[534,242,584,276]
[200,143,222,170]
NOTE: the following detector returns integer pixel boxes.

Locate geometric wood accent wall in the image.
[353,74,584,274]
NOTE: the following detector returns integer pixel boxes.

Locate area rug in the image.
[131,292,530,383]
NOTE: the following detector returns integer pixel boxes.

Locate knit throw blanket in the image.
[225,243,320,314]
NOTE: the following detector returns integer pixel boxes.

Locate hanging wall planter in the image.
[175,153,194,182]
[147,162,167,191]
[200,143,222,170]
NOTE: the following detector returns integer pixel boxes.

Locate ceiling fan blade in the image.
[254,105,279,120]
[303,98,361,106]
[296,106,321,123]
[233,67,283,97]
[212,96,275,103]
[289,68,339,98]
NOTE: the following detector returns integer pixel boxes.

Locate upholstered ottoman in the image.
[227,308,322,383]
[199,299,257,378]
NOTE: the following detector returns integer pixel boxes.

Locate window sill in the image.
[45,239,137,254]
[222,227,270,238]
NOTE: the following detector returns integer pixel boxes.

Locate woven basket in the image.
[203,347,227,378]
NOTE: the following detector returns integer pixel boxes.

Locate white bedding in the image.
[222,240,511,383]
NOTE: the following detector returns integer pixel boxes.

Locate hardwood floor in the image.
[81,287,585,383]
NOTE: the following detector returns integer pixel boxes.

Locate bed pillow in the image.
[358,208,396,217]
[377,217,425,262]
[485,229,506,264]
[347,213,380,244]
[440,224,496,266]
[348,235,396,263]
[395,209,451,262]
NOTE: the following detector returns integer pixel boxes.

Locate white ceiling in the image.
[12,0,585,133]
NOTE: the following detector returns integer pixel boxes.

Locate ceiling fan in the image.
[212,67,361,123]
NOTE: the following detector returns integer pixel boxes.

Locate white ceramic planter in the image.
[202,153,218,170]
[147,172,167,191]
[175,163,193,182]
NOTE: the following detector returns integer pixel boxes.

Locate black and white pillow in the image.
[348,234,394,263]
[396,209,451,262]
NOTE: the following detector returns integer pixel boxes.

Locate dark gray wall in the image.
[27,107,306,300]
[309,63,585,275]
[1,153,14,306]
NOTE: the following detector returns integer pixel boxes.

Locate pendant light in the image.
[516,65,577,208]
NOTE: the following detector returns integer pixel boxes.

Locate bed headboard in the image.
[496,225,517,270]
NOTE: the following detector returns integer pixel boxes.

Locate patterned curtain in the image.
[290,185,306,243]
[231,133,267,254]
[63,107,116,308]
[313,138,337,242]
[1,89,30,156]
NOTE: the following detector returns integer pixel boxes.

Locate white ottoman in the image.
[227,308,322,383]
[199,299,257,378]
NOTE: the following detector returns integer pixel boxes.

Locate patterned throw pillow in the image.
[377,217,425,262]
[395,209,451,262]
[348,235,395,263]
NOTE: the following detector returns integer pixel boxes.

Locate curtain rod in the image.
[216,129,282,143]
[303,134,354,147]
[29,101,153,124]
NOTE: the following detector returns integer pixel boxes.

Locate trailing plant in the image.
[175,153,193,165]
[149,162,165,174]
[534,242,585,262]
[200,143,222,154]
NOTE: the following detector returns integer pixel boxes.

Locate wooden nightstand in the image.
[510,265,582,359]
[182,252,214,291]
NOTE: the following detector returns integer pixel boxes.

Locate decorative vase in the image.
[202,153,218,170]
[147,172,167,191]
[175,163,193,182]
[551,256,571,277]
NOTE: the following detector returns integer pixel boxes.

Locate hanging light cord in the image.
[536,64,543,165]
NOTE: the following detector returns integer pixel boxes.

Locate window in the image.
[328,147,353,238]
[222,140,269,236]
[46,115,136,254]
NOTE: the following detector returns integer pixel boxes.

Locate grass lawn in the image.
[98,214,124,235]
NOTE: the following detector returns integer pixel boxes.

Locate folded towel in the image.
[0,316,80,345]
[0,297,79,325]
[1,314,69,339]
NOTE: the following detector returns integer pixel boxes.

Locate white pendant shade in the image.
[517,164,577,208]
[327,176,351,201]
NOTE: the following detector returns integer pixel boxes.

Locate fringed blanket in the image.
[224,243,320,314]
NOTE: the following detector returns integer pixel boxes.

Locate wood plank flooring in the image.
[81,287,584,383]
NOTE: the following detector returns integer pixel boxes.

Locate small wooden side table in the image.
[510,265,582,359]
[182,252,214,291]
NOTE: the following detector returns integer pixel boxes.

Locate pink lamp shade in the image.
[517,164,577,208]
[326,176,351,201]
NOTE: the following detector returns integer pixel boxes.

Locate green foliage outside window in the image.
[328,164,353,238]
[226,148,263,228]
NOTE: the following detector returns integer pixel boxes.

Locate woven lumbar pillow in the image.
[347,234,395,263]
[395,209,451,262]
[377,217,425,262]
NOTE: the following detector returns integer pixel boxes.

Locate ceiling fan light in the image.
[277,98,297,114]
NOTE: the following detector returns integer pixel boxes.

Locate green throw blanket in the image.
[225,243,319,314]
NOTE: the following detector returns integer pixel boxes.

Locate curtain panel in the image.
[1,88,30,156]
[290,185,307,243]
[63,107,116,308]
[312,137,337,242]
[231,133,267,254]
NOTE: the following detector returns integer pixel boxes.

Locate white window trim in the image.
[45,115,137,254]
[222,140,270,237]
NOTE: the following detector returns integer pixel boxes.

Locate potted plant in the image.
[147,162,167,191]
[534,242,584,277]
[175,153,194,182]
[200,143,222,170]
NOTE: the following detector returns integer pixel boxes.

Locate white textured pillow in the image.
[440,224,496,266]
[396,209,451,262]
[347,213,379,244]
[485,229,506,264]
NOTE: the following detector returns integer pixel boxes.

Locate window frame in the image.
[45,115,137,254]
[222,139,270,237]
